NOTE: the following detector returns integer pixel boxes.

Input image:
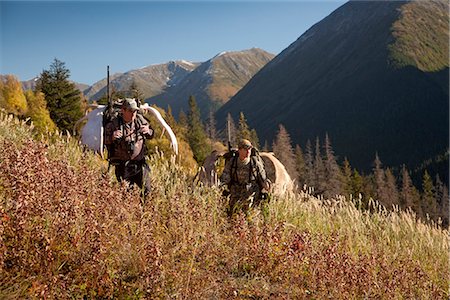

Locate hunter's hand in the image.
[113,130,123,140]
[140,125,153,138]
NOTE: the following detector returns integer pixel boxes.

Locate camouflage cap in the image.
[238,139,253,150]
[122,98,139,112]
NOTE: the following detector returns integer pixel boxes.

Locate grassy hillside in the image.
[0,113,448,298]
[389,0,449,71]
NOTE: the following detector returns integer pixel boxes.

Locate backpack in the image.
[225,147,266,187]
[102,98,150,160]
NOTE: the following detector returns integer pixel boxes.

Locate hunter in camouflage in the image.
[220,139,271,217]
[104,98,154,196]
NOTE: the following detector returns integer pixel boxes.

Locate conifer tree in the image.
[400,165,422,217]
[435,175,449,226]
[130,80,144,103]
[314,137,326,195]
[384,168,399,209]
[1,75,28,115]
[178,110,188,139]
[304,139,315,188]
[187,96,210,163]
[272,124,298,180]
[250,129,260,150]
[373,153,386,204]
[323,134,342,198]
[362,174,377,203]
[225,113,237,147]
[342,158,353,197]
[295,145,306,188]
[165,105,179,135]
[178,110,188,125]
[237,112,251,142]
[205,109,217,141]
[36,58,84,132]
[352,169,364,198]
[24,90,57,134]
[421,170,436,220]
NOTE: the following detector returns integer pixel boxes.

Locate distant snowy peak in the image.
[84,48,274,104]
[178,60,197,67]
[137,60,198,72]
[85,60,199,101]
[214,51,229,58]
[146,47,275,119]
[211,48,267,61]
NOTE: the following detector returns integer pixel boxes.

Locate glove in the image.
[222,189,230,198]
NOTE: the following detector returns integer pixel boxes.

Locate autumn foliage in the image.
[0,113,448,298]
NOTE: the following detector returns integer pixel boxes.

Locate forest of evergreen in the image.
[1,58,448,227]
[219,114,449,227]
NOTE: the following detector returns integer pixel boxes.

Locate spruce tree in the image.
[225,113,237,147]
[250,129,260,150]
[362,174,377,203]
[178,110,189,139]
[352,169,364,199]
[272,124,298,181]
[36,58,84,132]
[435,175,449,226]
[421,170,436,220]
[373,153,386,204]
[205,109,217,141]
[237,112,251,142]
[384,168,399,209]
[314,137,326,195]
[323,134,342,198]
[304,139,315,189]
[187,96,210,163]
[400,165,422,217]
[130,80,144,103]
[295,145,306,188]
[165,106,178,134]
[342,158,353,197]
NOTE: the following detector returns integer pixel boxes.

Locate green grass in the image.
[0,112,448,299]
[389,0,449,71]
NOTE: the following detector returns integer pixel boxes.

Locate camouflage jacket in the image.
[221,155,268,190]
[104,114,153,162]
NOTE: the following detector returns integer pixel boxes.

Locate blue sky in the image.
[1,0,345,85]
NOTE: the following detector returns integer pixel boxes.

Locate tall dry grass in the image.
[0,112,448,299]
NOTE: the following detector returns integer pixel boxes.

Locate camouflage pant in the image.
[227,182,262,217]
[114,160,151,196]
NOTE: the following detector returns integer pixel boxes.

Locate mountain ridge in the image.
[146,48,274,118]
[215,0,449,175]
[84,60,200,101]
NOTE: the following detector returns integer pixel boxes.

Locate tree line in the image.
[2,58,448,226]
[0,58,84,134]
[269,124,449,227]
[197,108,448,227]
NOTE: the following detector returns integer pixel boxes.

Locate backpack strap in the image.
[230,156,239,184]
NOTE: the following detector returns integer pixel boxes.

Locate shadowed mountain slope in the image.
[216,0,449,174]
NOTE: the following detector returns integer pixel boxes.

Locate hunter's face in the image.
[238,147,251,161]
[122,108,137,123]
